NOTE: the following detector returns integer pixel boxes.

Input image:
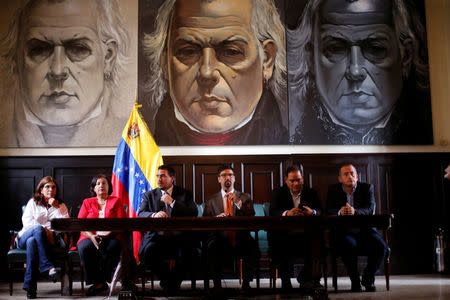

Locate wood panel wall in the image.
[1,153,450,280]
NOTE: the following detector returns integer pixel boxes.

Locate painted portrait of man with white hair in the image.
[0,0,135,147]
[139,0,288,145]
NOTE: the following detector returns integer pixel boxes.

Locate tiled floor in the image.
[2,274,449,299]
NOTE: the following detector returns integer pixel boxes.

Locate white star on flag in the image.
[135,173,139,178]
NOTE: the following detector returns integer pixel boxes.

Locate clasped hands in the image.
[286,205,314,216]
[48,198,68,215]
[217,192,241,217]
[339,202,355,216]
[154,193,174,218]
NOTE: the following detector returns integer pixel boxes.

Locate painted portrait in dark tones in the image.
[0,0,132,147]
[287,0,433,145]
[139,0,288,145]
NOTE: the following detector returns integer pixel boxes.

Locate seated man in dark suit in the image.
[269,164,322,290]
[138,165,198,291]
[327,164,387,292]
[203,165,260,290]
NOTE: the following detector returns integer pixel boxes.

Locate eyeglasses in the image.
[220,173,235,178]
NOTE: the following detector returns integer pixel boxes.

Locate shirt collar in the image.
[162,185,174,196]
[173,102,256,133]
[342,183,357,195]
[221,189,235,198]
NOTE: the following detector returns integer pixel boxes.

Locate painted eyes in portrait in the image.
[174,40,247,66]
[26,38,92,64]
[321,36,393,65]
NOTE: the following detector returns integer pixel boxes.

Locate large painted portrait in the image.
[0,0,136,147]
[286,0,433,145]
[138,0,289,145]
[0,0,433,147]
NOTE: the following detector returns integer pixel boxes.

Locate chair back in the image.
[197,203,205,217]
[263,202,270,216]
[252,204,269,254]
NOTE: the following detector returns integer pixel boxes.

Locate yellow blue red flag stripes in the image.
[111,103,163,261]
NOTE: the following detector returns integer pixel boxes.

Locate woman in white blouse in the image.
[17,176,69,299]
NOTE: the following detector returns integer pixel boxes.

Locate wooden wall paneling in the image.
[54,166,113,217]
[192,162,234,204]
[241,161,283,204]
[165,163,185,189]
[376,163,392,214]
[3,168,44,229]
[302,162,342,212]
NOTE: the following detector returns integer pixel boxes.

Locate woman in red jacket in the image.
[77,174,126,296]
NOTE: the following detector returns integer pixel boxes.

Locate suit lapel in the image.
[104,197,112,218]
[353,185,361,208]
[233,191,244,215]
[338,185,348,207]
[216,192,225,215]
[285,187,294,209]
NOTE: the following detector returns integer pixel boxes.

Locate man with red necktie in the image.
[203,164,260,291]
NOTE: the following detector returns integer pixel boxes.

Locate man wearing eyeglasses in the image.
[203,164,260,291]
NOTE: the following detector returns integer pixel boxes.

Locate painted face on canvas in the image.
[19,0,111,126]
[313,0,403,126]
[166,0,275,133]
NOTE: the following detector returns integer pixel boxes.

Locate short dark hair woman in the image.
[17,176,69,299]
[76,174,126,296]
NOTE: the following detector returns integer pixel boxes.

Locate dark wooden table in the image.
[51,215,392,300]
[51,215,391,232]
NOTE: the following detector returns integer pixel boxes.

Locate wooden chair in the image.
[67,234,85,295]
[140,203,203,292]
[329,215,393,291]
[264,202,328,290]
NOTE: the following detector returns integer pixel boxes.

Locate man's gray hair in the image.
[142,0,286,107]
[0,0,130,97]
[287,0,430,106]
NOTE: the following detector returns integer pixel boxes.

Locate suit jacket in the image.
[327,182,376,234]
[138,185,197,218]
[203,190,255,242]
[269,185,322,217]
[203,191,255,217]
[138,185,197,249]
[326,182,375,216]
[77,195,126,245]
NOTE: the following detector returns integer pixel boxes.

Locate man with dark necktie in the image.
[138,165,198,291]
[203,164,260,291]
[327,164,387,292]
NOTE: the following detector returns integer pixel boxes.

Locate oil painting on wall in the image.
[0,0,432,147]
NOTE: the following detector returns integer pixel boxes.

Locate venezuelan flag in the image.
[111,103,163,261]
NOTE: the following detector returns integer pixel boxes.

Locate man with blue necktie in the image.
[138,165,198,291]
